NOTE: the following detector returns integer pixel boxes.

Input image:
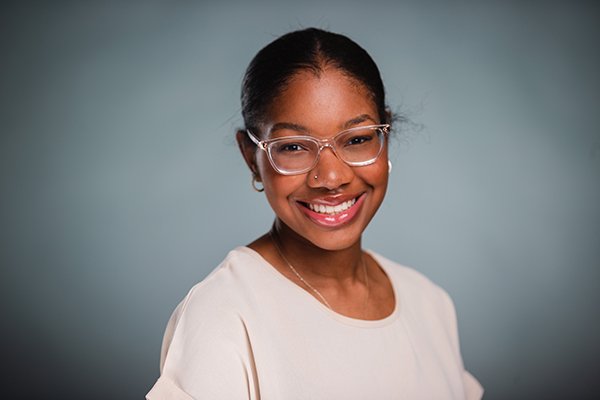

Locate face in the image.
[246,68,389,251]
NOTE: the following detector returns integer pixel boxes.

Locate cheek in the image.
[262,173,304,207]
[362,157,389,188]
[375,148,390,185]
[362,161,389,216]
[262,176,308,225]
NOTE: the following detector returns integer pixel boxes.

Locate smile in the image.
[306,198,357,215]
[297,194,365,227]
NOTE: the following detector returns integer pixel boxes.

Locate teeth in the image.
[307,198,357,215]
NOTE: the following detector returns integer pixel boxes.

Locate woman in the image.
[147,28,483,399]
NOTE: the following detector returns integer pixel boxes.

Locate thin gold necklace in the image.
[269,231,369,312]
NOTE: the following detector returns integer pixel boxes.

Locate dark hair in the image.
[241,28,390,133]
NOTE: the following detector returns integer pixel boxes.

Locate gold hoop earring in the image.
[251,174,264,192]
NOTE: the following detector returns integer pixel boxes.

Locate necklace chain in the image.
[269,231,369,312]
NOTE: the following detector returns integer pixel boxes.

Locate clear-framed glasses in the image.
[247,124,390,175]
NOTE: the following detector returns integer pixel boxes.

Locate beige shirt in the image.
[147,247,483,399]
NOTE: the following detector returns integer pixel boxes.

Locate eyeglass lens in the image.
[268,127,384,173]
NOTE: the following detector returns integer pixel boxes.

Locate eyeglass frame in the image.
[246,124,390,175]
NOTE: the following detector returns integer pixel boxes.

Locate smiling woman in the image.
[146,28,483,399]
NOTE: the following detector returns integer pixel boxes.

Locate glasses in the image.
[247,124,390,175]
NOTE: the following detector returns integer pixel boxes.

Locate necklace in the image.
[269,231,369,312]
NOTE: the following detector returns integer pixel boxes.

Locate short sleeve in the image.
[146,285,260,400]
[437,287,484,400]
[463,370,484,400]
[146,376,194,400]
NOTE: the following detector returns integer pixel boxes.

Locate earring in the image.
[388,160,393,174]
[251,174,264,192]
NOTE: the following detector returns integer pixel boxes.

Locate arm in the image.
[147,291,259,400]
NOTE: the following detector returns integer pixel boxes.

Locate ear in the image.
[236,130,259,175]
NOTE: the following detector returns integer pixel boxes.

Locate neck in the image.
[270,219,364,282]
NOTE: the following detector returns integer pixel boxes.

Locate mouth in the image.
[304,198,357,216]
[296,194,365,227]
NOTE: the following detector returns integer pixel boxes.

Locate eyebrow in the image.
[343,114,377,128]
[269,114,377,135]
[269,122,309,134]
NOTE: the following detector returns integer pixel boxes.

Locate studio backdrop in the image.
[1,1,599,399]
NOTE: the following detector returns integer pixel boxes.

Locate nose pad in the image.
[308,145,353,189]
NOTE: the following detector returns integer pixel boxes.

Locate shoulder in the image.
[368,250,458,323]
[158,247,266,367]
[168,247,264,325]
[153,248,266,398]
[369,251,450,298]
[368,251,484,399]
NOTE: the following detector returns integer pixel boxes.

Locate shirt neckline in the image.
[237,246,401,328]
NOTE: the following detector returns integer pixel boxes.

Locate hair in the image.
[241,28,391,134]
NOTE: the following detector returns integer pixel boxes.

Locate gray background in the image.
[1,1,599,399]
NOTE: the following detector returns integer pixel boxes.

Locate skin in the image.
[236,67,395,320]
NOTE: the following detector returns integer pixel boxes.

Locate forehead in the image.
[263,68,377,137]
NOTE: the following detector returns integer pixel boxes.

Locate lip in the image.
[296,193,366,228]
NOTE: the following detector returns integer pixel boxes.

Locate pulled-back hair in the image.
[241,28,390,133]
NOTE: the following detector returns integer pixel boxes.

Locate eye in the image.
[350,136,370,144]
[345,134,373,146]
[273,141,309,153]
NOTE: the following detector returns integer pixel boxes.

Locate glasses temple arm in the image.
[246,130,266,149]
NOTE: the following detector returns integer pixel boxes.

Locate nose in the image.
[308,145,354,190]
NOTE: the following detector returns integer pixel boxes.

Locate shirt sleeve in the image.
[463,370,484,400]
[146,287,260,400]
[438,288,484,400]
[146,375,194,400]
